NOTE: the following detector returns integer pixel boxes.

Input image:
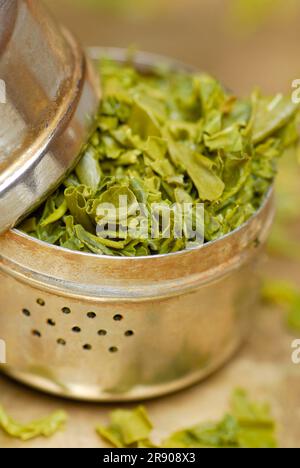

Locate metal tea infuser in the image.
[0,1,275,401]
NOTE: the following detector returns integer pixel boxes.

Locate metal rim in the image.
[0,185,274,303]
[10,187,274,262]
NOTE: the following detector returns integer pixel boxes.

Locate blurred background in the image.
[45,0,300,95]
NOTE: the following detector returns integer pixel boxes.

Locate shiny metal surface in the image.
[0,0,100,233]
[0,190,275,401]
[0,49,276,401]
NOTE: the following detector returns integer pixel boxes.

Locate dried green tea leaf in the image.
[262,280,300,333]
[0,407,67,441]
[167,139,225,201]
[164,415,240,448]
[262,280,299,308]
[128,93,163,138]
[204,124,244,152]
[164,390,277,449]
[96,390,277,449]
[75,225,124,254]
[137,439,159,448]
[230,389,277,449]
[237,427,277,449]
[75,147,102,191]
[19,217,37,234]
[286,299,300,332]
[36,196,66,244]
[231,388,275,427]
[96,406,153,448]
[64,185,94,232]
[40,199,68,228]
[253,95,298,144]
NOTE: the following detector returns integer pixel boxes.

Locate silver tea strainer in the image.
[0,3,275,401]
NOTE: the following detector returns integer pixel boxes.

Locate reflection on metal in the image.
[0,0,100,233]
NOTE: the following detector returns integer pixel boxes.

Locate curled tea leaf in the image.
[96,406,153,448]
[0,407,67,441]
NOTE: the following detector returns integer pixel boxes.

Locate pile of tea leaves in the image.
[96,389,278,448]
[0,389,277,448]
[262,279,300,332]
[0,406,67,441]
[20,58,300,256]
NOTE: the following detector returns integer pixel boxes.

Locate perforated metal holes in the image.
[21,301,134,354]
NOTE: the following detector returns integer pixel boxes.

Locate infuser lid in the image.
[0,0,100,234]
